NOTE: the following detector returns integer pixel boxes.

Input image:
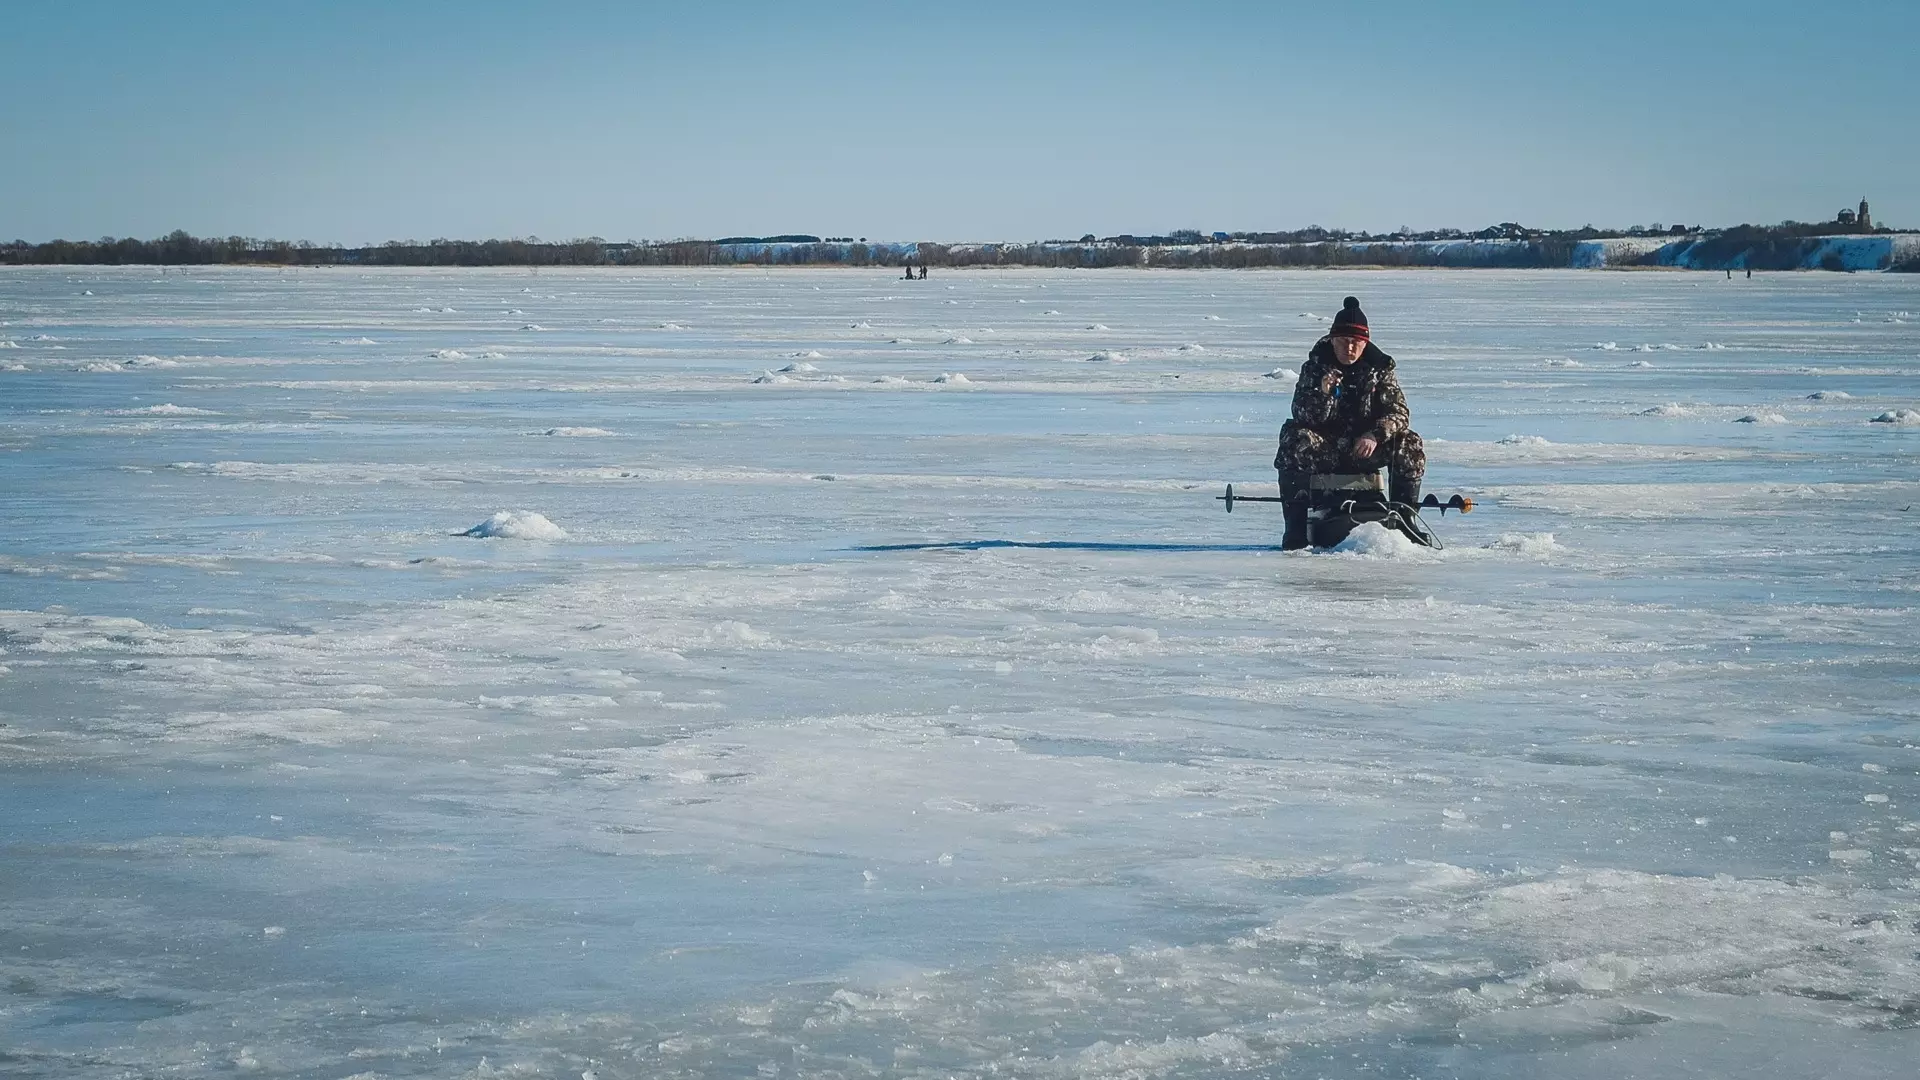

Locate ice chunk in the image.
[1732,413,1788,424]
[1636,403,1696,417]
[1869,409,1920,424]
[461,511,567,540]
[778,361,819,373]
[541,427,616,437]
[942,336,973,345]
[932,372,971,385]
[1263,367,1297,381]
[1807,390,1851,400]
[750,370,790,384]
[1086,351,1127,363]
[1487,532,1562,557]
[428,349,469,360]
[1544,357,1584,367]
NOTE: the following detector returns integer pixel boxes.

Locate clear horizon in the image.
[5,1,1915,245]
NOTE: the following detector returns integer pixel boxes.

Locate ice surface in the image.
[2,266,1918,1078]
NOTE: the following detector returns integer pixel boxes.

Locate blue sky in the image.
[4,1,1914,243]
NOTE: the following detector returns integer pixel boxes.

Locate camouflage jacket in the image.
[1288,338,1411,442]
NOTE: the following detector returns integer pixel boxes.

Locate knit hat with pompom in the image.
[1329,296,1369,340]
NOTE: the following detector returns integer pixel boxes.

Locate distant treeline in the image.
[3,223,1912,270]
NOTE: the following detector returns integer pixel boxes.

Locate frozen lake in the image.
[2,265,1917,1078]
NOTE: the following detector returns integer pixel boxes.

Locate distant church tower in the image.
[1858,197,1872,230]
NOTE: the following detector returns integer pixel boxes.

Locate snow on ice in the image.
[461,510,569,539]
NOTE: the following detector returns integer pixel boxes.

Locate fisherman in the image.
[1274,296,1425,550]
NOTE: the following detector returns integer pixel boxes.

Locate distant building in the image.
[1839,198,1873,231]
[1859,197,1872,230]
[1839,208,1857,227]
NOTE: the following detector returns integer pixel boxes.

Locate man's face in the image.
[1329,335,1366,365]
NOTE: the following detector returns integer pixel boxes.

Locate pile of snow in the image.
[2,363,25,372]
[1869,409,1920,424]
[1330,522,1424,558]
[1591,341,1619,351]
[943,336,974,345]
[122,355,180,368]
[1733,412,1789,424]
[750,370,791,384]
[1496,434,1551,447]
[326,337,378,345]
[107,404,220,416]
[0,340,18,348]
[850,321,873,330]
[1631,344,1657,353]
[1086,323,1111,331]
[1637,403,1696,417]
[1086,351,1127,363]
[789,350,826,360]
[1040,309,1062,315]
[889,337,915,345]
[428,349,469,360]
[1627,359,1654,368]
[541,427,616,437]
[657,322,689,331]
[1263,367,1298,381]
[778,361,818,373]
[31,334,58,341]
[518,323,545,331]
[1701,342,1727,350]
[1202,314,1223,321]
[1543,357,1583,367]
[461,511,567,540]
[475,350,506,359]
[75,361,123,373]
[1487,532,1563,557]
[1807,390,1851,400]
[1177,343,1206,352]
[871,375,910,385]
[932,372,971,385]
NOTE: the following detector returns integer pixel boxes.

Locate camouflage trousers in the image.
[1274,422,1425,497]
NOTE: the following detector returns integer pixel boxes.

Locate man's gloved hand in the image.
[1353,435,1379,459]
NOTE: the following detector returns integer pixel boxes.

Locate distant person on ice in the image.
[1274,296,1425,550]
